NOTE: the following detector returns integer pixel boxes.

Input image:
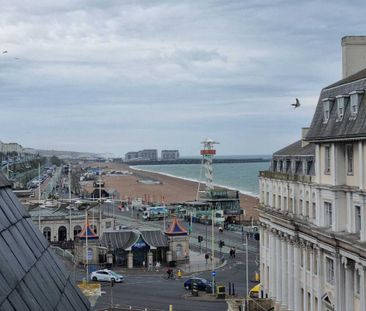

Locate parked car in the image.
[90,269,124,283]
[184,277,211,291]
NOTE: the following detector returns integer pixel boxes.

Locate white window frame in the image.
[350,93,359,117]
[324,202,333,228]
[325,257,335,285]
[355,205,361,233]
[336,96,345,121]
[323,101,330,123]
[346,144,353,175]
[324,145,331,174]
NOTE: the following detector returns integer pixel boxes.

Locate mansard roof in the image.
[273,140,315,157]
[306,68,366,142]
[0,173,90,310]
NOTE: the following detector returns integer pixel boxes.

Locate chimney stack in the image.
[342,36,366,79]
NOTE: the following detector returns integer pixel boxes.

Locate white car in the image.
[90,269,124,283]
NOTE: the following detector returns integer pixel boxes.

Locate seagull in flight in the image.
[291,98,301,108]
[2,50,8,54]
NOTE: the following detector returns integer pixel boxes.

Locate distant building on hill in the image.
[0,141,23,154]
[161,150,179,160]
[125,149,158,162]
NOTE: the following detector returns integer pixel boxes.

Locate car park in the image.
[184,277,211,291]
[90,269,124,283]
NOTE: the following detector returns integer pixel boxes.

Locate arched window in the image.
[176,244,183,257]
[73,225,82,239]
[43,227,51,241]
[58,226,67,241]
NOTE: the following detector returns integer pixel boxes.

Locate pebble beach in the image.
[84,162,260,221]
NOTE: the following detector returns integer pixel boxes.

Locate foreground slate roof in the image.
[0,174,90,310]
[306,68,366,141]
[273,140,315,156]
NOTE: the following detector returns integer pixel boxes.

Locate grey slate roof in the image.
[141,229,168,248]
[306,69,366,141]
[0,173,90,310]
[101,229,168,250]
[273,140,315,156]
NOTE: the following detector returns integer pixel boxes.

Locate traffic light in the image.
[198,235,203,243]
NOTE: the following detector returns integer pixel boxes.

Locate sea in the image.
[132,156,271,197]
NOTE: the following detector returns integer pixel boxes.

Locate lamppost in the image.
[105,199,113,229]
[38,204,46,231]
[242,230,249,305]
[211,206,215,295]
[68,164,72,240]
[78,203,97,283]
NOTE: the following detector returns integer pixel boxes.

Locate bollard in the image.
[255,271,260,282]
[169,305,173,311]
[232,283,235,296]
[228,282,231,296]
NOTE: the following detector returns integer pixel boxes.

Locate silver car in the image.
[90,269,124,283]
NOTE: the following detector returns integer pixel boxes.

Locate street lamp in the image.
[211,206,215,295]
[77,203,97,282]
[105,199,113,230]
[242,230,249,304]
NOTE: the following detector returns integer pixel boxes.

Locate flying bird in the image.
[2,50,8,54]
[291,98,300,108]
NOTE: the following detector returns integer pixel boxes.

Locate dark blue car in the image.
[184,277,211,291]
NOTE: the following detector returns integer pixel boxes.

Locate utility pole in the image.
[69,164,72,240]
[38,162,41,202]
[99,170,102,236]
[85,208,89,282]
[246,232,249,297]
[211,207,215,294]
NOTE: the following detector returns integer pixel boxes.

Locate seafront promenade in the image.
[85,162,260,221]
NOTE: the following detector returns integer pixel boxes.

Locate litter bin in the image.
[192,282,198,297]
[206,283,216,294]
[216,285,226,299]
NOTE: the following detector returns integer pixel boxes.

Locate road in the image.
[86,207,261,310]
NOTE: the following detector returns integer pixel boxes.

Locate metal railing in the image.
[259,170,313,183]
[50,245,75,262]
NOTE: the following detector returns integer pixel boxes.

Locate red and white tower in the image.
[196,138,219,200]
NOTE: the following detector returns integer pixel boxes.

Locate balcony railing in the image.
[259,170,313,183]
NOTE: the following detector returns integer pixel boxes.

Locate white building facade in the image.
[259,36,366,311]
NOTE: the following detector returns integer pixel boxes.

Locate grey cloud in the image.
[0,1,365,155]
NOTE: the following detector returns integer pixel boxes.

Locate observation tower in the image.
[196,139,219,200]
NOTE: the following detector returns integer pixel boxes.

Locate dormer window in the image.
[336,95,347,121]
[322,98,334,123]
[349,90,364,119]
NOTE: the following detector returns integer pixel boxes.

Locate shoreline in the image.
[87,162,260,221]
[131,165,259,198]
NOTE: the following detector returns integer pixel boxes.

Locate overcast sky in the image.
[0,0,365,156]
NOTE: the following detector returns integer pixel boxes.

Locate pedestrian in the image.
[155,261,161,272]
[142,260,146,269]
[229,248,233,258]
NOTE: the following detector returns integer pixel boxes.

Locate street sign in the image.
[211,271,216,277]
